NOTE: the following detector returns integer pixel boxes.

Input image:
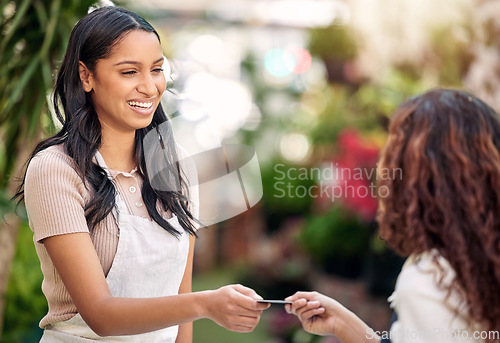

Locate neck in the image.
[99,126,137,172]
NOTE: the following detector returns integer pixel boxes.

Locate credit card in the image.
[257,300,293,304]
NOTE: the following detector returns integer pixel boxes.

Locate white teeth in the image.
[128,101,153,108]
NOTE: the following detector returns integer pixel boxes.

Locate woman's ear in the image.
[79,61,94,92]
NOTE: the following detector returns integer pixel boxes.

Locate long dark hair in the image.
[377,89,500,339]
[14,6,197,237]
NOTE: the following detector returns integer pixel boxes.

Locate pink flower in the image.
[317,128,380,221]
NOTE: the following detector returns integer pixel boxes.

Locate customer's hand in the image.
[285,291,338,336]
[285,291,380,343]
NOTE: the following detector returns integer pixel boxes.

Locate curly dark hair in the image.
[377,89,500,339]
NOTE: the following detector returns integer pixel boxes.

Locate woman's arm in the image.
[43,232,269,337]
[176,234,196,343]
[285,292,380,343]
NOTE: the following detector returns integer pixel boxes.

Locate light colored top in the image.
[24,144,198,329]
[40,162,189,342]
[388,250,482,343]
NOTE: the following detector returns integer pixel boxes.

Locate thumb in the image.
[232,284,263,300]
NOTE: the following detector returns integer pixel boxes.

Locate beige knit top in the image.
[24,144,197,329]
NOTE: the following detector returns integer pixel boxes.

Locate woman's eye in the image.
[152,68,164,73]
[122,71,136,75]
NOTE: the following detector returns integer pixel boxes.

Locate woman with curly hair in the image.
[285,89,500,343]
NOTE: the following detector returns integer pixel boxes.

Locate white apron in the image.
[40,188,189,342]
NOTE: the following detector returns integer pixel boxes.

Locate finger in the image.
[233,305,264,318]
[290,298,308,315]
[238,314,261,327]
[295,291,320,301]
[226,315,261,331]
[227,287,264,311]
[295,301,321,318]
[285,303,292,314]
[234,294,270,311]
[238,296,270,311]
[230,324,256,333]
[286,291,315,303]
[285,293,300,302]
[232,284,262,300]
[295,300,321,316]
[291,298,308,314]
[299,307,325,322]
[258,304,270,310]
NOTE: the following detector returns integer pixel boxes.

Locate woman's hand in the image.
[285,291,380,343]
[202,284,270,333]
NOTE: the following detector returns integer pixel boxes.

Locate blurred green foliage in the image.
[300,205,372,279]
[310,70,425,149]
[429,25,474,87]
[308,24,358,60]
[301,205,370,260]
[260,160,316,233]
[0,191,14,219]
[261,160,316,211]
[0,0,105,187]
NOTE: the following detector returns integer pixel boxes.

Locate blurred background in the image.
[1,0,500,342]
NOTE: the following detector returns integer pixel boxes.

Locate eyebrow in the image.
[114,57,164,66]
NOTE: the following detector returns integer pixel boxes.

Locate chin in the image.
[135,117,155,130]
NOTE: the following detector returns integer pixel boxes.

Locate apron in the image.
[40,182,189,342]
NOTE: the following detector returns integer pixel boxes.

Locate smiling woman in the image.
[79,31,166,144]
[13,6,268,343]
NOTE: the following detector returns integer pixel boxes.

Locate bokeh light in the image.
[179,72,252,136]
[290,47,312,74]
[279,132,310,162]
[264,49,296,78]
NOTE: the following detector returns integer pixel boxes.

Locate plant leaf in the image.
[4,55,40,114]
[0,0,31,56]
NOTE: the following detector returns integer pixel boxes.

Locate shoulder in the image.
[396,250,455,293]
[389,250,465,314]
[24,144,92,242]
[28,144,78,175]
[25,144,86,196]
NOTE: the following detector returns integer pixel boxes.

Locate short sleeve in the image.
[24,148,90,243]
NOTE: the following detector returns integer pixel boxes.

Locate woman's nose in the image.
[137,74,157,96]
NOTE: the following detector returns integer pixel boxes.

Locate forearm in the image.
[175,233,194,343]
[335,310,380,343]
[91,291,210,336]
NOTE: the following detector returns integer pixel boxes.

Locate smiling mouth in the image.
[127,101,154,109]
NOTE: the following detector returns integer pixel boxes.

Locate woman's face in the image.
[87,30,166,134]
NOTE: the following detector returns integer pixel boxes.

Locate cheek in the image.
[96,79,126,100]
[155,75,167,94]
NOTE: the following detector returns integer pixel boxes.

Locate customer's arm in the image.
[285,291,380,343]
